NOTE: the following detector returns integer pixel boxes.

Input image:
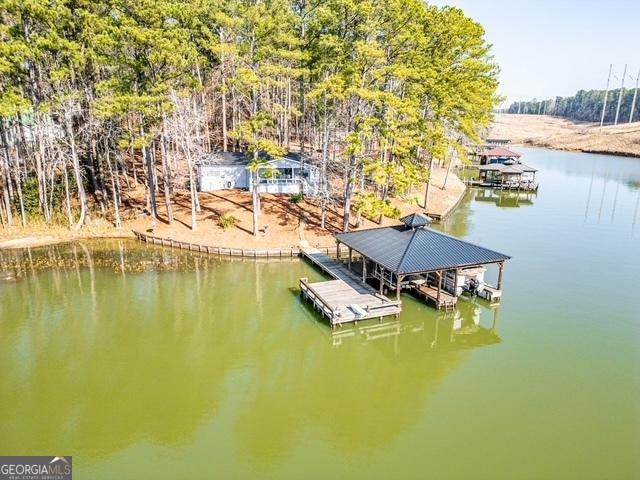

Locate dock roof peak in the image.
[400,213,432,229]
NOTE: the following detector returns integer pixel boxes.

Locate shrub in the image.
[218,213,236,230]
[289,193,302,204]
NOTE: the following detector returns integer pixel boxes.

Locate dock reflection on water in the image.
[323,300,501,352]
[473,188,537,208]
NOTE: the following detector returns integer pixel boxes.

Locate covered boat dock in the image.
[333,214,511,311]
[475,161,538,191]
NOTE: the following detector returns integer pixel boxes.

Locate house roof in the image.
[334,227,510,275]
[400,213,432,228]
[477,163,537,173]
[477,163,504,171]
[201,151,250,166]
[501,165,526,174]
[516,164,538,172]
[483,147,521,158]
[198,150,309,167]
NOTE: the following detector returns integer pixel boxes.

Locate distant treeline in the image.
[506,89,639,124]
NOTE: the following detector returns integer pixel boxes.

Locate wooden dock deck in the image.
[465,179,538,192]
[300,247,374,294]
[300,278,402,326]
[412,284,457,311]
[300,247,401,326]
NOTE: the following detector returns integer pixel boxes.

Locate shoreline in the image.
[0,230,135,250]
[515,140,640,159]
[491,113,640,158]
[0,169,467,252]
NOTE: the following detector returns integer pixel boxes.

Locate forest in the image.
[0,0,498,235]
[507,87,639,124]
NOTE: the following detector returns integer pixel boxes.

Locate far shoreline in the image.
[491,113,640,159]
[514,142,640,159]
[510,143,640,160]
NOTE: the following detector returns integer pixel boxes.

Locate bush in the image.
[289,193,302,204]
[218,213,236,230]
[13,171,78,218]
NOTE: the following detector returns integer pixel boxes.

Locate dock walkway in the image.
[300,247,401,326]
[300,248,373,294]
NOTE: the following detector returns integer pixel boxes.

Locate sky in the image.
[430,0,640,107]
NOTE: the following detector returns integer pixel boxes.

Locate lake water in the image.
[1,148,639,479]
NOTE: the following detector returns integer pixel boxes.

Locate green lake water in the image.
[1,147,639,479]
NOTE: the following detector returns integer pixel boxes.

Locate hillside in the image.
[490,114,640,157]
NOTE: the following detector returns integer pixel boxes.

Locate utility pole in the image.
[629,67,640,123]
[600,64,612,127]
[614,64,627,125]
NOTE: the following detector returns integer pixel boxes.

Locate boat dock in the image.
[300,247,372,293]
[299,217,510,325]
[465,179,539,192]
[411,284,457,311]
[300,248,402,327]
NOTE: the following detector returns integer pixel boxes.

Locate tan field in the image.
[491,113,640,157]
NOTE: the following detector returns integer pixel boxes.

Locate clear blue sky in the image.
[431,0,640,107]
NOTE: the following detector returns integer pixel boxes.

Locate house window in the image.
[280,168,293,179]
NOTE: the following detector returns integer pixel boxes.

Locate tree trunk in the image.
[343,153,357,232]
[160,116,174,223]
[186,154,197,231]
[62,159,73,227]
[106,152,122,229]
[252,168,260,236]
[65,116,90,229]
[34,119,51,221]
[140,121,158,220]
[423,152,435,209]
[0,123,14,227]
[177,99,198,230]
[1,123,23,227]
[320,93,330,230]
[443,150,453,189]
[1,175,12,227]
[14,168,26,227]
[220,28,229,152]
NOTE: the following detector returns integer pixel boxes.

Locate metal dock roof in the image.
[334,227,511,274]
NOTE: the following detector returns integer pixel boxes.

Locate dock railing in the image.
[133,230,350,259]
[300,277,339,321]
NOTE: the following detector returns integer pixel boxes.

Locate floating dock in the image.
[300,248,401,327]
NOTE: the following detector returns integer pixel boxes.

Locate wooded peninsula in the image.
[0,0,497,243]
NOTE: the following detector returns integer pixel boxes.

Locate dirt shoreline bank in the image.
[491,113,640,158]
[0,166,466,251]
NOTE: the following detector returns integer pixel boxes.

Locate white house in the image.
[197,151,320,195]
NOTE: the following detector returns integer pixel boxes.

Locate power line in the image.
[614,64,627,125]
[600,64,612,127]
[629,67,640,123]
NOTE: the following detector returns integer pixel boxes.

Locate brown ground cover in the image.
[491,113,640,157]
[0,165,466,250]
